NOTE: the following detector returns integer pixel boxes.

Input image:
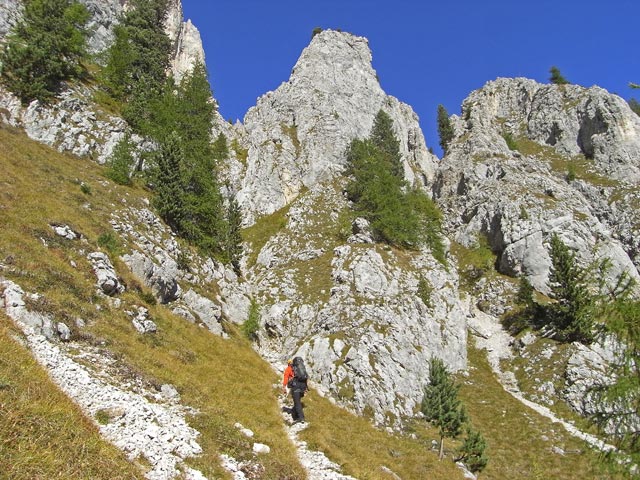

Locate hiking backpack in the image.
[292,357,308,382]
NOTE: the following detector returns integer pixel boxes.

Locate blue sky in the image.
[181,0,639,156]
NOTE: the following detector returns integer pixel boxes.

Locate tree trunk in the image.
[439,436,445,460]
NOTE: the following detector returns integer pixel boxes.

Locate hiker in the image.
[282,357,308,423]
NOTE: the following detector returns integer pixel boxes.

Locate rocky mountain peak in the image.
[456,77,640,182]
[436,77,640,296]
[234,29,437,225]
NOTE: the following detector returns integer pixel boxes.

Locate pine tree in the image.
[549,66,570,85]
[421,357,468,460]
[547,234,593,343]
[0,0,90,103]
[151,132,186,232]
[225,196,243,275]
[105,134,135,185]
[594,298,640,451]
[437,104,454,154]
[516,276,535,308]
[370,109,403,179]
[102,0,171,132]
[457,426,488,476]
[212,132,230,160]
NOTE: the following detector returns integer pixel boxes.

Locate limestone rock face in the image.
[235,30,437,225]
[0,0,20,38]
[434,78,640,294]
[250,181,466,424]
[164,0,206,82]
[79,0,124,55]
[87,252,125,296]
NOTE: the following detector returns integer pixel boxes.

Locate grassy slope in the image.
[0,122,623,479]
[0,123,304,479]
[459,342,624,480]
[0,317,146,480]
[0,124,461,479]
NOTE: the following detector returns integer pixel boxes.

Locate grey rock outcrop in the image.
[88,251,125,296]
[0,0,20,38]
[79,0,124,55]
[2,278,206,480]
[434,77,640,294]
[233,29,437,225]
[129,306,158,334]
[123,249,181,304]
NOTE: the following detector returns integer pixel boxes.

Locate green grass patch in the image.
[281,123,302,157]
[241,203,291,267]
[230,138,248,165]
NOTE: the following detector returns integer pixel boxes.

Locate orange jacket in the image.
[283,364,294,387]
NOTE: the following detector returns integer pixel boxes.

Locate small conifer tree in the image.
[105,134,135,185]
[549,66,570,85]
[370,109,403,179]
[457,426,488,476]
[547,234,593,343]
[151,132,186,232]
[225,196,243,275]
[437,104,454,154]
[421,357,467,460]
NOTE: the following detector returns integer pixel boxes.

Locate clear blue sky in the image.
[181,0,639,156]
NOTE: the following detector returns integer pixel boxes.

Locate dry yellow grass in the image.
[0,121,626,480]
[298,391,463,479]
[0,316,146,479]
[459,342,624,479]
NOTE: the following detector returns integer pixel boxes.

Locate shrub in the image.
[456,426,488,475]
[97,231,121,256]
[311,27,323,39]
[417,277,433,308]
[242,299,260,341]
[80,182,92,195]
[502,131,518,151]
[138,290,157,306]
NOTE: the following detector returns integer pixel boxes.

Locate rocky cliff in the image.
[435,77,640,296]
[227,30,437,226]
[224,29,466,424]
[435,77,640,430]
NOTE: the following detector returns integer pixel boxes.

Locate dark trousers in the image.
[291,389,305,421]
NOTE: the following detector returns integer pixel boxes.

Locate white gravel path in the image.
[1,278,209,480]
[467,304,618,453]
[278,395,358,480]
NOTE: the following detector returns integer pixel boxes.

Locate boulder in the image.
[87,252,125,296]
